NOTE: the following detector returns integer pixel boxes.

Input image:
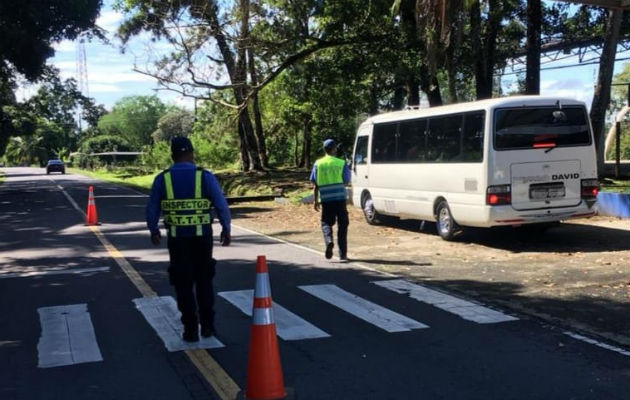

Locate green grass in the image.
[69,168,156,191]
[600,178,630,194]
[0,171,5,186]
[69,167,313,198]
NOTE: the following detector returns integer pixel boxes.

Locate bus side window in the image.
[462,111,484,162]
[399,118,427,162]
[354,136,369,165]
[372,123,397,163]
[427,115,461,162]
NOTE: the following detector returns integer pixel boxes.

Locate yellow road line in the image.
[57,181,240,400]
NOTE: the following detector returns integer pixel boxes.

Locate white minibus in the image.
[351,96,599,240]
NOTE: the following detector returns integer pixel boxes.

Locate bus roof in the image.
[360,96,586,127]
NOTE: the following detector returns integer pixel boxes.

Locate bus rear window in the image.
[494,106,591,150]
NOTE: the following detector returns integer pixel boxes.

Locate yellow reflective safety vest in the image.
[161,168,211,237]
[315,155,346,203]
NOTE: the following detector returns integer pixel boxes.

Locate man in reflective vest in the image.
[146,137,231,342]
[310,139,351,261]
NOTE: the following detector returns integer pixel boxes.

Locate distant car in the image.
[46,159,65,174]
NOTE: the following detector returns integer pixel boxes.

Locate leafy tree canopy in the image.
[152,109,194,142]
[97,95,168,148]
[0,0,103,81]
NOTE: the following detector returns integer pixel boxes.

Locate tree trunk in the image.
[237,102,263,170]
[237,122,250,171]
[294,129,299,167]
[298,119,312,168]
[470,0,487,99]
[471,0,501,99]
[302,120,312,169]
[590,9,623,177]
[407,77,420,106]
[419,65,443,106]
[235,0,264,171]
[445,42,458,103]
[247,48,268,168]
[368,81,381,114]
[525,0,541,95]
[201,0,262,171]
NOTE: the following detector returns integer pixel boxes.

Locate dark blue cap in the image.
[323,139,336,150]
[171,136,194,154]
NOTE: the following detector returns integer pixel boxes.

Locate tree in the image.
[590,9,624,176]
[152,109,195,142]
[115,0,397,170]
[26,67,105,138]
[0,0,103,155]
[97,95,168,148]
[3,136,44,166]
[610,62,629,111]
[525,0,542,94]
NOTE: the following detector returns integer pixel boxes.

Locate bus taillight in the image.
[581,179,599,199]
[486,185,511,205]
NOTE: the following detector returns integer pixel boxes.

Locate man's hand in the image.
[220,231,231,246]
[313,202,320,212]
[151,233,161,246]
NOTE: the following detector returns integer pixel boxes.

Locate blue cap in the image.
[171,136,194,154]
[323,139,336,150]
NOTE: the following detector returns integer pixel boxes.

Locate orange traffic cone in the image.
[85,186,99,226]
[245,256,287,400]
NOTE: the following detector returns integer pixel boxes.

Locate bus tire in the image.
[436,200,459,240]
[362,193,381,225]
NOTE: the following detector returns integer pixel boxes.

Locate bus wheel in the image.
[362,194,381,225]
[436,201,459,240]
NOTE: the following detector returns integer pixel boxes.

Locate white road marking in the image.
[56,183,85,218]
[133,296,224,352]
[373,279,518,324]
[0,266,109,279]
[299,284,428,332]
[37,304,103,368]
[563,331,630,357]
[218,290,330,340]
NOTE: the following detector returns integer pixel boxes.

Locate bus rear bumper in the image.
[486,202,597,227]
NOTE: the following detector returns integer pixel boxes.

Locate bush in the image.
[140,141,171,172]
[190,132,238,170]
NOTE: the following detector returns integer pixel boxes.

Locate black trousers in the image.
[321,200,349,257]
[167,235,216,330]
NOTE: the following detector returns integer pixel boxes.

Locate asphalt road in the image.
[1,167,628,400]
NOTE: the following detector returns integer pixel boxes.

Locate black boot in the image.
[182,325,199,342]
[201,325,216,338]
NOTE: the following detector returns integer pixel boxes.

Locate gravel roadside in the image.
[231,201,630,347]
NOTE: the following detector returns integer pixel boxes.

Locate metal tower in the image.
[76,40,89,98]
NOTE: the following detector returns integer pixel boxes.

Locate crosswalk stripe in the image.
[218,290,330,340]
[133,296,225,352]
[298,284,428,332]
[373,279,518,324]
[37,304,103,368]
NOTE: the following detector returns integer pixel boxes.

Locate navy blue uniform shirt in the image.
[146,162,231,237]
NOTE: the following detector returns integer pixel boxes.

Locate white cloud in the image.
[89,83,124,93]
[96,10,124,33]
[540,80,594,106]
[53,40,75,53]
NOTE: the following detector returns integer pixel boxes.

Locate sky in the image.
[17,2,630,112]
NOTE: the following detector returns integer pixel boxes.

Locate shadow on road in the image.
[377,217,629,253]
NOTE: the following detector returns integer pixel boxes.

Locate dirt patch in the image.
[232,201,630,346]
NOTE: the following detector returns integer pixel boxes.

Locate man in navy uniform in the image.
[146,137,231,342]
